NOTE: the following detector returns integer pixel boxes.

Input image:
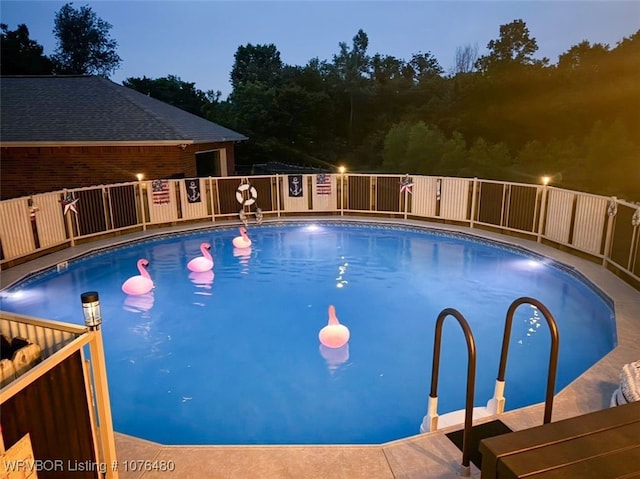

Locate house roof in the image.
[0,75,248,145]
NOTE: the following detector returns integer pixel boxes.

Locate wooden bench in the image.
[479,400,640,478]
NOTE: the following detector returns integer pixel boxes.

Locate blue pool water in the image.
[0,222,616,445]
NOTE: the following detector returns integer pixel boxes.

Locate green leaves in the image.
[51,3,121,76]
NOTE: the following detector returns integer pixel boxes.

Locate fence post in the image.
[537,182,549,243]
[469,178,478,228]
[137,180,147,230]
[602,197,616,267]
[275,174,281,218]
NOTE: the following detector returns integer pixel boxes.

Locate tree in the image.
[475,19,547,74]
[0,23,54,75]
[452,43,478,75]
[408,51,444,82]
[230,43,283,90]
[123,75,211,117]
[332,29,371,143]
[51,3,121,76]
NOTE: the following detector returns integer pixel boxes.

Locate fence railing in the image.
[1,174,638,288]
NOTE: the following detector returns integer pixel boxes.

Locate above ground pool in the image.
[0,222,616,445]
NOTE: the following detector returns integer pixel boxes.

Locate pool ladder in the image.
[420,296,560,476]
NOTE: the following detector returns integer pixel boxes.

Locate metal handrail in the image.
[496,297,560,424]
[429,308,477,475]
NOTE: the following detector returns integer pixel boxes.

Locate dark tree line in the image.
[1,3,121,77]
[2,6,639,200]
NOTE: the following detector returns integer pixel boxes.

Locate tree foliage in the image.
[8,10,640,200]
[51,2,121,76]
[475,19,547,73]
[0,23,54,75]
[123,75,212,117]
[230,43,283,90]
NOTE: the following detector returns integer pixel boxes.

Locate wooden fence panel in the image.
[75,189,107,236]
[146,180,179,224]
[179,178,209,220]
[282,175,309,212]
[572,194,607,255]
[376,176,401,213]
[34,192,67,248]
[544,188,575,244]
[478,182,504,226]
[411,176,438,217]
[440,178,469,221]
[311,174,338,212]
[610,204,635,270]
[108,184,138,230]
[347,176,371,211]
[507,185,538,233]
[0,198,34,259]
[0,352,96,479]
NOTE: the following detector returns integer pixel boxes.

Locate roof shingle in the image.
[0,75,247,144]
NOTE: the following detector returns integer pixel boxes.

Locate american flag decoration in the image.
[152,179,171,205]
[316,174,331,196]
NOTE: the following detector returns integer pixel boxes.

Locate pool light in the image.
[81,291,102,330]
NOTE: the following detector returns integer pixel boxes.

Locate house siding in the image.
[1,142,237,199]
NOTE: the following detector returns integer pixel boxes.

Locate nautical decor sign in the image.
[288,175,303,197]
[185,179,201,203]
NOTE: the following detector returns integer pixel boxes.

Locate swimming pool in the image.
[0,222,616,445]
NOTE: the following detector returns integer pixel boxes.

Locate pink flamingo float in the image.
[232,227,252,249]
[320,343,350,373]
[122,259,154,295]
[319,305,350,349]
[189,270,215,289]
[187,243,214,272]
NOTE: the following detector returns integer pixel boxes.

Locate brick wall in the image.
[0,142,237,199]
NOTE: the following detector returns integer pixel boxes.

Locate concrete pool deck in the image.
[2,217,639,478]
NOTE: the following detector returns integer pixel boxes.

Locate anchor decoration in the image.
[185,179,201,204]
[288,175,303,197]
[400,174,414,194]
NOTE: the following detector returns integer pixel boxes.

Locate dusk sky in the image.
[2,1,639,99]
